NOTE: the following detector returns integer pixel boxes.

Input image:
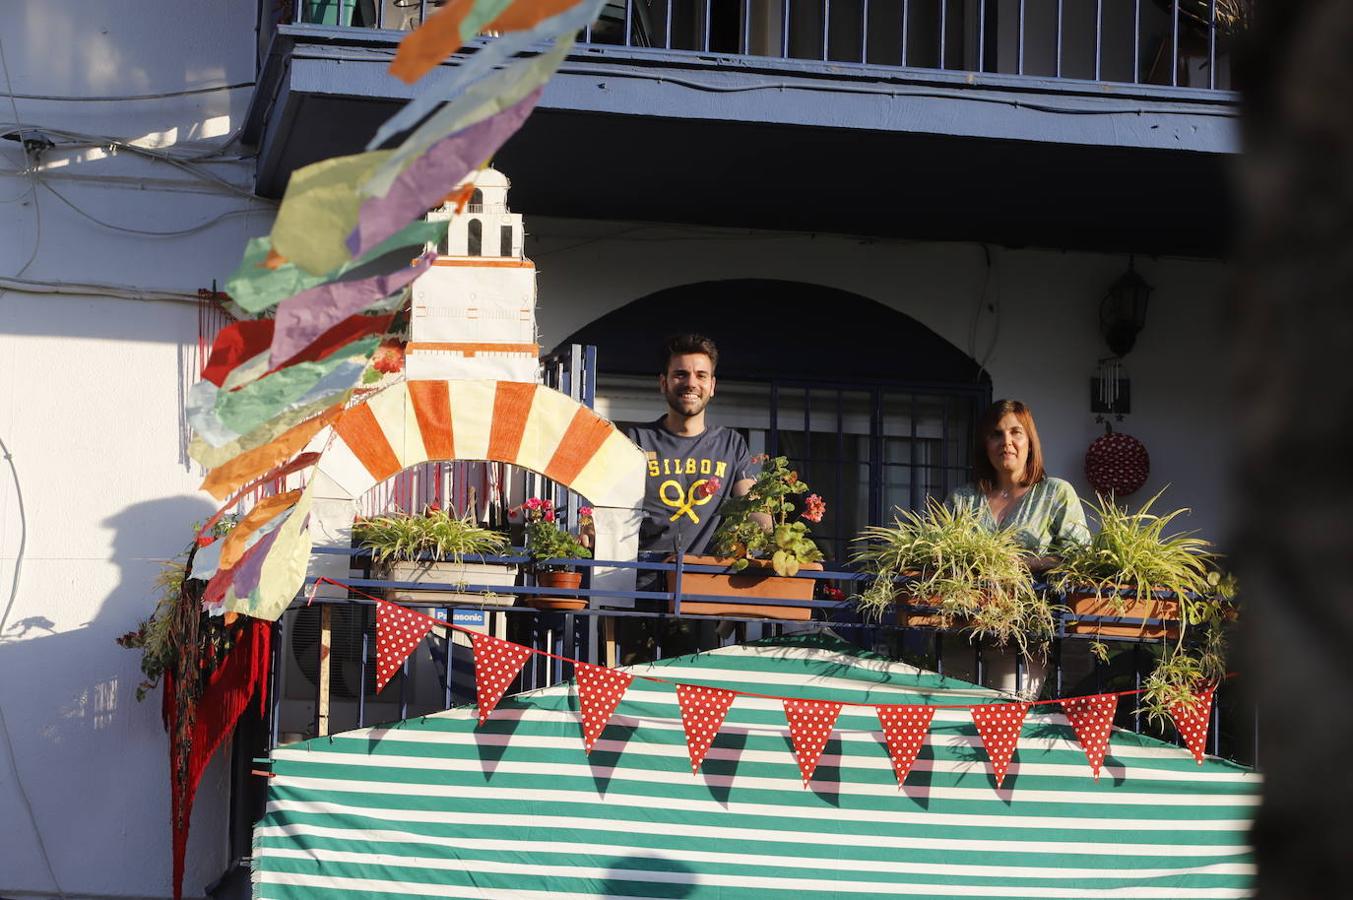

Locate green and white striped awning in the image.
[253,633,1259,899]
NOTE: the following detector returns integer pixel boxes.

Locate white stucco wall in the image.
[527,217,1233,545]
[0,2,265,897]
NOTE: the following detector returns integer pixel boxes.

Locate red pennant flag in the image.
[375,601,435,693]
[783,698,843,787]
[575,662,633,753]
[876,704,936,787]
[1061,693,1118,780]
[1170,684,1216,764]
[471,633,533,726]
[676,684,737,774]
[970,702,1030,789]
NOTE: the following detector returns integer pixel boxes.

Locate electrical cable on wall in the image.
[0,32,66,900]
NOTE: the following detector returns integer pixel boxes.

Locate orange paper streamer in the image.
[218,491,303,571]
[198,405,343,500]
[390,0,583,85]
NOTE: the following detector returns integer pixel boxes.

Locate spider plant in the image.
[353,507,508,565]
[852,500,1054,657]
[1050,490,1235,724]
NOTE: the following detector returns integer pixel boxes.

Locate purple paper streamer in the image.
[269,253,435,365]
[347,88,542,259]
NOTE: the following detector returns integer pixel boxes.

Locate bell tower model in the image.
[406,167,539,382]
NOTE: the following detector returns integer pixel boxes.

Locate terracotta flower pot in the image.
[666,555,823,621]
[529,570,586,611]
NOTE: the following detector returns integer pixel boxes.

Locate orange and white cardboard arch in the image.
[306,378,646,604]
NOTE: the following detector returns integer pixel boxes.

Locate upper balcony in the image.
[244,1,1245,254]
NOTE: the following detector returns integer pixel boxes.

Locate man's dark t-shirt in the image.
[625,419,753,556]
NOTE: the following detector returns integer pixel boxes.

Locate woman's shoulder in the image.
[948,483,983,502]
[1038,476,1083,500]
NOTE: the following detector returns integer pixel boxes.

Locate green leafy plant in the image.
[353,505,508,565]
[519,497,590,570]
[1049,490,1236,722]
[711,454,825,576]
[116,516,238,702]
[852,500,1054,656]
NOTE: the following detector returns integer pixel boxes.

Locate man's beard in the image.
[665,387,710,418]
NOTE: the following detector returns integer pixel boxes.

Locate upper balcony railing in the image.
[287,0,1249,95]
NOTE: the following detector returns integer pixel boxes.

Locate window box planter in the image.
[1063,588,1182,639]
[381,559,519,607]
[666,555,822,621]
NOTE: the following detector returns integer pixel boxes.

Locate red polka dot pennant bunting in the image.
[783,699,843,787]
[470,633,534,726]
[375,600,435,693]
[970,701,1030,789]
[575,662,633,754]
[1169,684,1216,765]
[1061,693,1118,780]
[676,683,737,774]
[875,704,936,788]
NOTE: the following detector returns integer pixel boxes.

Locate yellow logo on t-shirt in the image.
[646,457,728,479]
[660,479,715,523]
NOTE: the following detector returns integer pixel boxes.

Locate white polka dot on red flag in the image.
[1170,685,1216,765]
[875,705,936,788]
[1061,693,1118,780]
[783,699,843,787]
[675,684,737,774]
[375,601,434,694]
[575,662,633,754]
[969,701,1030,789]
[471,633,533,726]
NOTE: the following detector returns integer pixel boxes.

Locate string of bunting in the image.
[315,576,1224,790]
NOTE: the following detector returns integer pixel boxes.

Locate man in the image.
[626,334,756,557]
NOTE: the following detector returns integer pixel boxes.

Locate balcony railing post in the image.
[938,0,946,70]
[1171,0,1179,87]
[1056,0,1063,78]
[1017,0,1025,76]
[1094,0,1102,81]
[900,0,908,66]
[1133,0,1141,84]
[269,617,284,750]
[358,629,368,728]
[1208,0,1217,89]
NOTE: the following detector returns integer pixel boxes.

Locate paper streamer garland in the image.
[876,704,936,788]
[471,633,534,725]
[675,684,738,774]
[783,698,843,787]
[970,701,1031,789]
[1061,693,1119,780]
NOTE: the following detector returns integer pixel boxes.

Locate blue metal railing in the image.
[280,1,1246,94]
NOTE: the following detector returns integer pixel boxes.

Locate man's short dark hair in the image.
[660,334,719,373]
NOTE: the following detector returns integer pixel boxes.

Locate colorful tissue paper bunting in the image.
[359,587,1220,791]
[170,4,610,898]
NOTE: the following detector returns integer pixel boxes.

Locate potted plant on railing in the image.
[673,455,826,621]
[353,504,516,606]
[1048,489,1236,720]
[852,501,1056,658]
[521,498,591,611]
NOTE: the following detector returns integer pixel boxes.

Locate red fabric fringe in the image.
[164,618,272,900]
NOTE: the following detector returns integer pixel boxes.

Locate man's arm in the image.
[733,478,774,530]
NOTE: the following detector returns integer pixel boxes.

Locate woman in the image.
[948,399,1090,571]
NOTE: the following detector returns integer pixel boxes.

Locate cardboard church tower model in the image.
[407,168,538,382]
[303,168,645,607]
